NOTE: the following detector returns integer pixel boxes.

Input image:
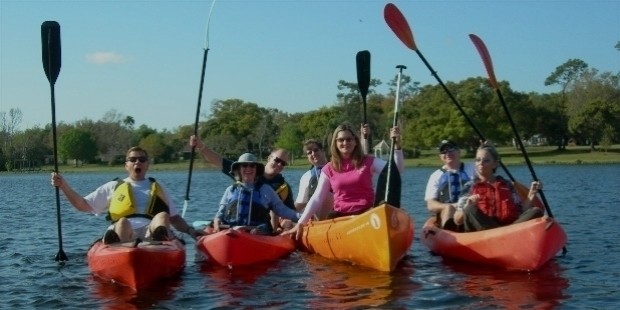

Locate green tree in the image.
[58,128,98,166]
[139,133,167,163]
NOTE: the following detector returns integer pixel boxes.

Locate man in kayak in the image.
[294,139,332,220]
[189,136,296,231]
[453,142,544,231]
[424,140,475,231]
[51,146,204,244]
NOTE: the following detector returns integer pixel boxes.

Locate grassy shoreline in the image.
[6,145,619,173]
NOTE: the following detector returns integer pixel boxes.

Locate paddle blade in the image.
[384,3,417,51]
[41,21,62,85]
[469,34,498,89]
[375,158,401,208]
[356,50,371,98]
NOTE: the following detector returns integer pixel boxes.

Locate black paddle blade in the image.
[55,250,68,264]
[41,21,61,85]
[374,158,401,208]
[356,50,371,98]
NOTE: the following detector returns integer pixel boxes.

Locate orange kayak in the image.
[196,228,296,267]
[299,203,414,272]
[421,216,567,271]
[87,239,185,290]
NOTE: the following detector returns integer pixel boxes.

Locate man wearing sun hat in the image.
[424,140,475,230]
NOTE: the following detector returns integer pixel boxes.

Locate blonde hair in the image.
[329,122,364,171]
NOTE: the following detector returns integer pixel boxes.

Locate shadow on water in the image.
[438,257,570,309]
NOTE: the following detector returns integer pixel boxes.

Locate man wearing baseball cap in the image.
[424,140,475,230]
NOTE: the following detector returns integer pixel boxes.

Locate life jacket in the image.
[471,176,520,225]
[222,183,272,227]
[259,174,295,210]
[307,165,322,199]
[106,177,170,222]
[437,163,471,203]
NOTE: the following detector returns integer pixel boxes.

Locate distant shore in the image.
[5,145,619,174]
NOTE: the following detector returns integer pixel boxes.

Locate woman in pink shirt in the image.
[284,122,404,237]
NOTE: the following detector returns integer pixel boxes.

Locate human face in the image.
[239,163,257,182]
[305,144,326,166]
[266,150,288,175]
[335,130,356,158]
[125,151,149,180]
[474,149,497,179]
[439,147,461,169]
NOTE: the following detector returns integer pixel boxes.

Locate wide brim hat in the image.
[438,140,459,153]
[230,153,265,176]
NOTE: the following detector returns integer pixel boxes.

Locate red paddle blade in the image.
[384,3,417,51]
[469,34,499,89]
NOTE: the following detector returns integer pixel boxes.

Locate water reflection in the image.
[302,254,420,308]
[90,274,182,309]
[442,258,570,309]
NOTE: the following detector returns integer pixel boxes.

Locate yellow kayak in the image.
[299,203,414,272]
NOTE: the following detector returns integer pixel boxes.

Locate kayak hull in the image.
[196,229,296,267]
[421,216,567,271]
[299,203,414,272]
[87,239,185,290]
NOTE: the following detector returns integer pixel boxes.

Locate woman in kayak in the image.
[213,153,300,235]
[283,122,403,238]
[453,142,544,232]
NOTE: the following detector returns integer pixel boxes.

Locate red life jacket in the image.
[471,176,520,225]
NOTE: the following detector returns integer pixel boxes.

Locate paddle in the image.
[182,0,216,218]
[383,3,518,182]
[41,21,68,264]
[374,65,406,208]
[356,50,371,154]
[468,34,555,219]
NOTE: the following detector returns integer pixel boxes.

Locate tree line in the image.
[1,58,618,171]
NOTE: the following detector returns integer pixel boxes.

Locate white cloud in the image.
[85,52,126,65]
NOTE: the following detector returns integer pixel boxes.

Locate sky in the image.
[1,0,619,132]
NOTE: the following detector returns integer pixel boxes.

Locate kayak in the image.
[298,203,414,272]
[421,216,567,271]
[87,239,186,290]
[195,228,296,267]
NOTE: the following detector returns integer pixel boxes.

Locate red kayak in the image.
[87,239,185,290]
[196,228,295,267]
[421,216,567,271]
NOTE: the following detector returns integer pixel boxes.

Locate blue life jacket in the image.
[437,163,471,203]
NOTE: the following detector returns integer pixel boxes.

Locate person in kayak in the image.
[453,142,544,232]
[283,122,404,238]
[213,153,300,235]
[51,146,204,244]
[294,139,332,220]
[424,140,475,231]
[189,136,296,231]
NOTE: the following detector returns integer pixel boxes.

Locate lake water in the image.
[1,164,619,309]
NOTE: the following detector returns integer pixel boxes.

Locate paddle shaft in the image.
[383,65,406,203]
[183,46,210,217]
[41,21,67,263]
[182,1,216,218]
[383,3,517,182]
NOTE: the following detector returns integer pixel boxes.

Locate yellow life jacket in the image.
[107,177,170,222]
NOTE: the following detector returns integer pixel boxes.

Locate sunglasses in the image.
[127,156,148,163]
[336,137,354,143]
[306,148,321,155]
[440,148,458,154]
[273,156,288,166]
[240,163,256,168]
